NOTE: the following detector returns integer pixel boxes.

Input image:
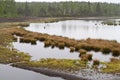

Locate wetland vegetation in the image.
[0,0,120,80]
[0,20,120,74]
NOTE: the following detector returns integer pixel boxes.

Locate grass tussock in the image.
[79,49,87,57]
[1,26,120,73]
[81,53,92,61]
[112,49,120,57]
[70,47,75,52]
[93,59,100,65]
[3,27,120,57]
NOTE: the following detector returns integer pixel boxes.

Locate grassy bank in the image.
[102,60,120,73]
[12,58,86,73]
[0,27,31,64]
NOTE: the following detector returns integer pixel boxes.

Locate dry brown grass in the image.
[3,27,120,57]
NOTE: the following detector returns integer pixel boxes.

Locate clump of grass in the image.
[86,53,93,61]
[51,42,55,48]
[39,37,46,41]
[44,40,52,47]
[80,43,93,51]
[102,47,111,54]
[79,49,87,57]
[12,30,27,37]
[93,59,100,65]
[70,47,75,52]
[81,55,88,62]
[75,44,81,51]
[3,27,120,58]
[57,42,65,49]
[112,49,120,57]
[20,37,37,45]
[93,46,101,52]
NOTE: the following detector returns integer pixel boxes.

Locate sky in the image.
[15,0,120,3]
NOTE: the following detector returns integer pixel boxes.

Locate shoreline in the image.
[12,65,90,80]
[0,16,119,23]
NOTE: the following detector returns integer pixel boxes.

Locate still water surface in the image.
[15,19,120,61]
[25,19,120,42]
[0,64,63,80]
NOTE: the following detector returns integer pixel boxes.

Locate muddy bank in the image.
[12,65,90,80]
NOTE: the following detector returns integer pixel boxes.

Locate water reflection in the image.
[13,39,117,62]
[25,19,120,42]
[13,41,79,60]
[13,19,120,62]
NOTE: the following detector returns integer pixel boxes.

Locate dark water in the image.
[25,19,120,42]
[0,64,64,80]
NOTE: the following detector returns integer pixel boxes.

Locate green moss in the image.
[0,28,31,64]
[12,58,87,72]
[0,47,31,64]
[102,60,120,73]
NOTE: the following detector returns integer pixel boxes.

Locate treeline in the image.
[0,0,120,17]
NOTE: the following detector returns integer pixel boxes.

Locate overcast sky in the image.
[15,0,120,3]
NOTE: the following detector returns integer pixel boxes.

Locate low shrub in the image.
[70,47,75,52]
[93,59,100,65]
[112,49,120,57]
[86,54,93,61]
